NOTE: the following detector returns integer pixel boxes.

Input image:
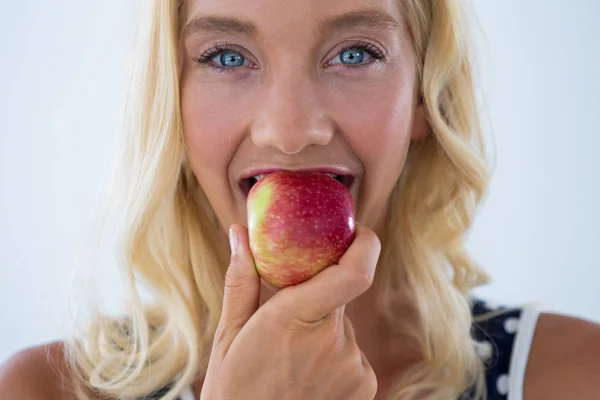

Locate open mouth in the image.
[239,172,355,199]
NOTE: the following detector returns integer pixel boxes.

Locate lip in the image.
[240,166,356,180]
[238,166,356,199]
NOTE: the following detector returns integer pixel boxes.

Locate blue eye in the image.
[328,41,385,68]
[214,51,246,68]
[193,40,385,73]
[342,49,365,64]
[337,48,367,65]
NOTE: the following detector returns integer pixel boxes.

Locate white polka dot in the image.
[476,341,493,359]
[504,317,521,334]
[496,374,509,395]
[483,299,500,310]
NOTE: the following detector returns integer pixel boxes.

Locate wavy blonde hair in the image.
[65,0,492,399]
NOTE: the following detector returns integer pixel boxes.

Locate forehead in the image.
[182,0,404,41]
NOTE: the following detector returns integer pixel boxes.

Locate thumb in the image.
[218,224,260,343]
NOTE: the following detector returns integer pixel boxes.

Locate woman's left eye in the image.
[327,42,385,68]
[193,40,385,74]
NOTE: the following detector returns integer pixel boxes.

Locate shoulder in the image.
[0,341,78,400]
[525,312,600,399]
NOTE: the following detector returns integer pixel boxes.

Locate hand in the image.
[200,223,381,400]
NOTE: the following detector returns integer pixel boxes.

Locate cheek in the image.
[180,78,254,230]
[331,78,413,170]
[328,71,414,163]
[327,77,415,224]
[181,83,239,173]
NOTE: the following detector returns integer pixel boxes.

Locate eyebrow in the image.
[182,8,400,40]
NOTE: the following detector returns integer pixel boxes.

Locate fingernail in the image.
[229,226,238,255]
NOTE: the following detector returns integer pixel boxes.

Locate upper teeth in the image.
[252,172,339,181]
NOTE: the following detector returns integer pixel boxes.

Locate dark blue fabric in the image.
[468,298,523,399]
[131,381,178,400]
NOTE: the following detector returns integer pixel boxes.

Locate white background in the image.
[1,1,599,363]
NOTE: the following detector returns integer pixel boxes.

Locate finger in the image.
[343,314,356,343]
[274,224,381,323]
[216,224,261,349]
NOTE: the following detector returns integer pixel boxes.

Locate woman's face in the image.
[180,0,428,234]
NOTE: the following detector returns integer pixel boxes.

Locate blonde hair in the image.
[66,0,491,399]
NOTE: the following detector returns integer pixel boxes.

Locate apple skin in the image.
[246,171,356,288]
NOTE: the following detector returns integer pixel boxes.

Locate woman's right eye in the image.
[192,44,253,74]
[209,51,247,68]
[193,44,250,72]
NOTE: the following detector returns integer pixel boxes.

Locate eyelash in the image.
[192,40,386,74]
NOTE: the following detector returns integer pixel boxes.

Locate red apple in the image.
[247,171,356,288]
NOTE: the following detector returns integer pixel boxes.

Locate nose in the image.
[250,73,334,154]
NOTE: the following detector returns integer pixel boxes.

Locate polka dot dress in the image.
[132,381,176,399]
[466,298,525,399]
[132,380,194,400]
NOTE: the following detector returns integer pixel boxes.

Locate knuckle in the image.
[349,266,374,292]
[211,326,229,358]
[357,224,381,250]
[224,267,242,290]
[360,365,378,399]
[260,303,301,331]
[279,311,324,332]
[369,229,382,252]
[362,225,380,245]
[364,229,382,261]
[267,295,329,329]
[224,261,247,292]
[343,347,377,399]
[350,343,365,366]
[342,315,356,339]
[353,351,377,399]
[330,314,346,343]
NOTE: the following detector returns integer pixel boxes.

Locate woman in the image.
[1,0,599,399]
